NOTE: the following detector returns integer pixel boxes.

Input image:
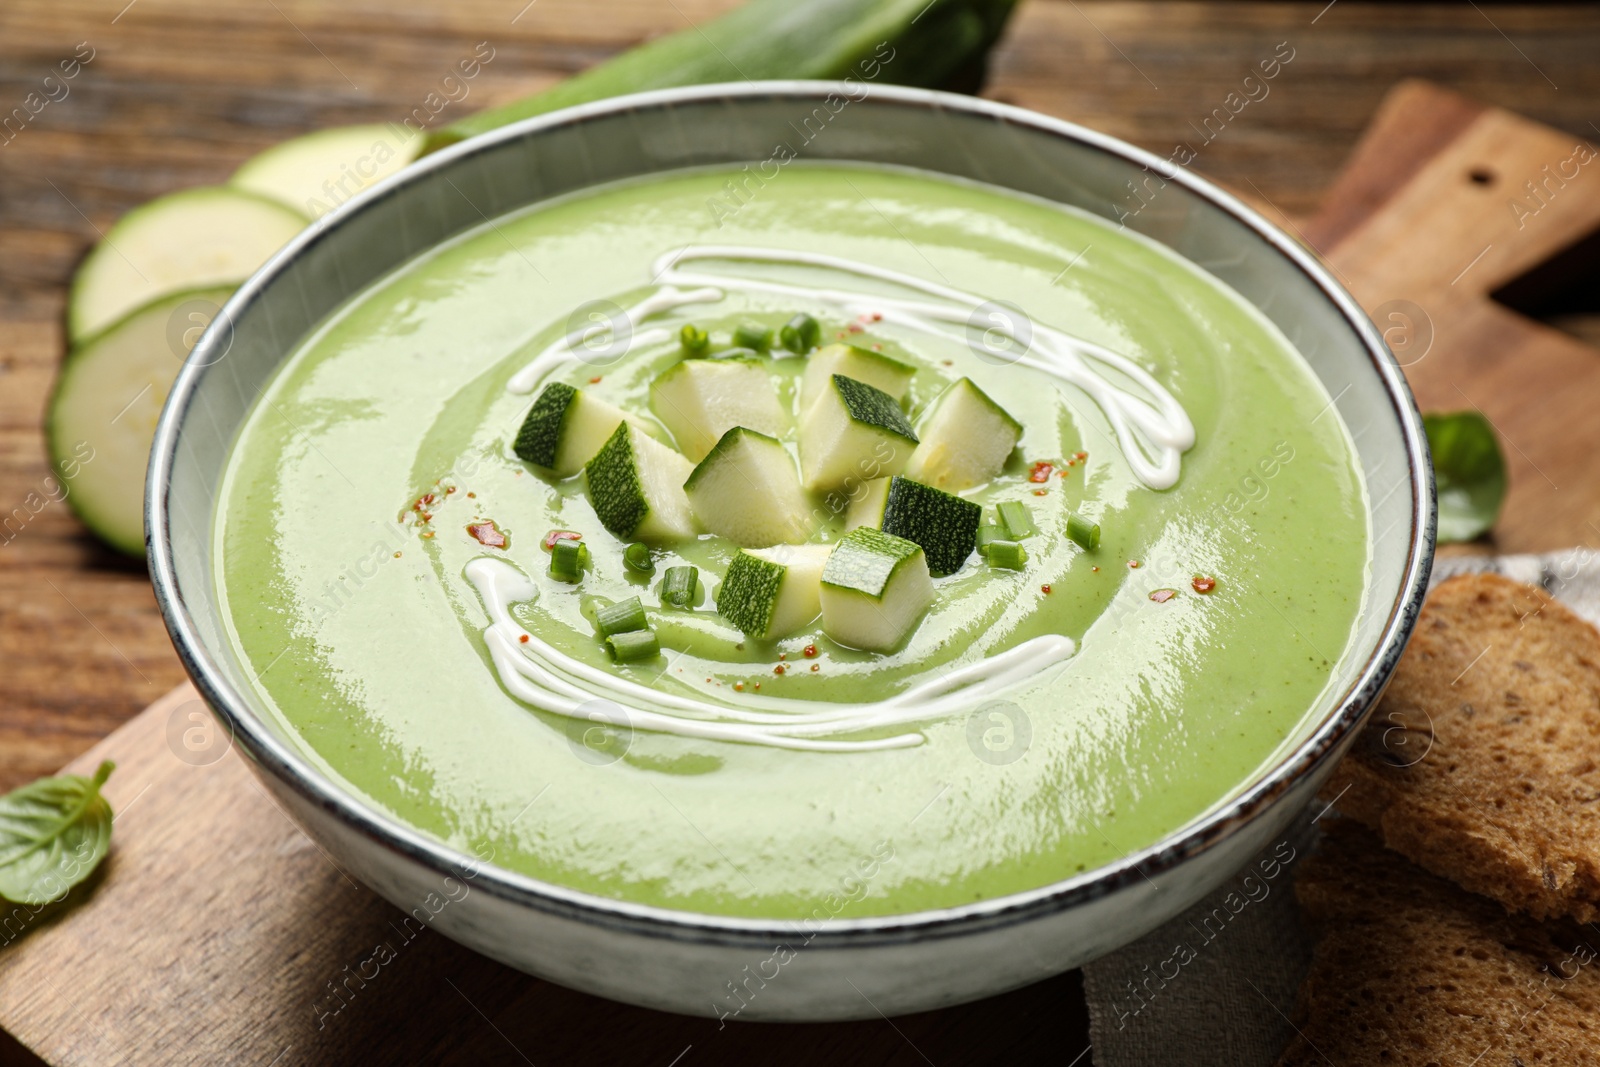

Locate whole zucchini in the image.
[423,0,1018,152]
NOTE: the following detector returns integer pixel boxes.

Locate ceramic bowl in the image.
[148,82,1434,1021]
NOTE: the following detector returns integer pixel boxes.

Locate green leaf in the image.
[0,760,114,906]
[1424,411,1507,543]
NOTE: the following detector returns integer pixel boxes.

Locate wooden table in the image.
[0,2,1597,1062]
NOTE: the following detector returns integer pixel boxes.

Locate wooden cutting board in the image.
[1,81,1596,1066]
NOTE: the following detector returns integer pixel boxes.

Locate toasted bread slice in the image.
[1278,821,1600,1066]
[1327,572,1600,922]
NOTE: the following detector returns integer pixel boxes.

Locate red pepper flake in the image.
[393,551,402,559]
[734,682,745,692]
[871,312,883,322]
[420,512,433,522]
[422,493,436,506]
[1032,488,1048,497]
[1074,451,1088,460]
[1192,576,1217,594]
[466,520,508,549]
[1150,588,1179,603]
[774,664,786,676]
[1029,461,1055,483]
[778,652,787,661]
[421,531,435,539]
[802,644,818,658]
[589,376,602,384]
[1128,560,1141,569]
[941,359,953,367]
[846,323,864,334]
[466,491,476,498]
[542,529,582,551]
[446,486,457,495]
[1041,584,1052,594]
[519,634,530,644]
[1091,566,1100,573]
[810,664,819,672]
[754,682,761,691]
[1056,468,1070,478]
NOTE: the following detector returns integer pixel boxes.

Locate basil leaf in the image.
[0,760,114,906]
[1424,411,1507,543]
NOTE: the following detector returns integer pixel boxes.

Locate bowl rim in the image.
[148,80,1436,948]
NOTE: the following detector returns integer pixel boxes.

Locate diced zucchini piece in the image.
[662,565,700,609]
[48,285,239,555]
[230,124,419,218]
[902,378,1022,491]
[583,423,697,542]
[819,527,934,653]
[799,375,919,493]
[799,344,914,414]
[67,186,306,344]
[846,475,980,577]
[716,544,832,640]
[649,358,785,461]
[995,500,1035,540]
[513,382,644,476]
[683,427,813,547]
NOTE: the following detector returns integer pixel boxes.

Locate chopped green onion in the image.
[995,501,1035,540]
[779,313,822,354]
[595,597,650,636]
[662,565,699,609]
[1067,512,1100,551]
[986,541,1028,570]
[549,539,585,583]
[679,324,710,355]
[732,323,774,351]
[606,629,660,662]
[623,542,655,575]
[975,523,1007,555]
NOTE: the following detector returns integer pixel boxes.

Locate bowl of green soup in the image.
[149,82,1433,1020]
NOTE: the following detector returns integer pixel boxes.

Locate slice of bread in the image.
[1327,571,1600,922]
[1277,821,1600,1066]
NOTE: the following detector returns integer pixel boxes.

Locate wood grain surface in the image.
[0,1,1598,1063]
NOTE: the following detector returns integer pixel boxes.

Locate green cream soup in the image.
[215,165,1368,918]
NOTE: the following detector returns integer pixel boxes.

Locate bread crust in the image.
[1327,572,1600,922]
[1277,821,1600,1066]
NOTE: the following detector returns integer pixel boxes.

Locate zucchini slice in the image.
[683,427,813,547]
[798,343,914,415]
[902,377,1022,491]
[649,357,785,461]
[231,124,419,218]
[799,374,918,493]
[583,422,697,542]
[819,527,934,653]
[846,475,980,577]
[46,285,237,555]
[716,544,832,640]
[67,186,306,345]
[513,382,643,477]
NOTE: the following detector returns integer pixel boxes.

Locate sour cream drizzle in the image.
[466,558,1075,752]
[506,245,1195,489]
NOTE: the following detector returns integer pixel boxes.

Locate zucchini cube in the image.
[684,427,813,547]
[583,422,697,542]
[799,374,918,494]
[819,527,934,652]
